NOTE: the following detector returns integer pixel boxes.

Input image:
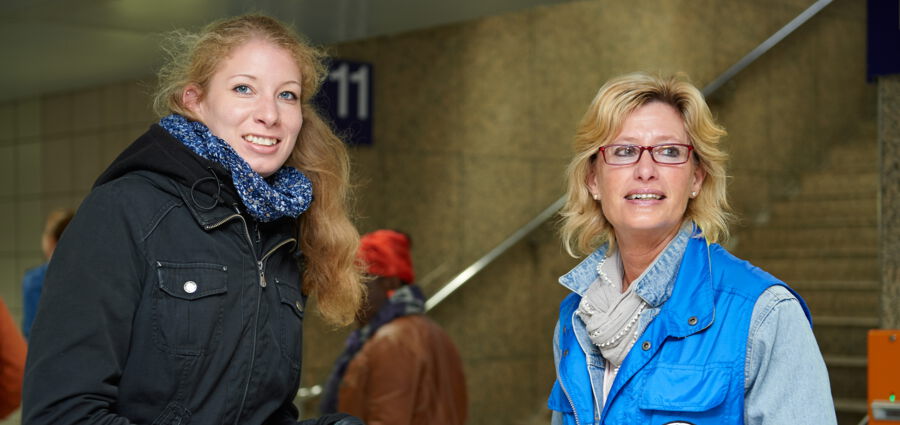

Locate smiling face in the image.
[183,38,302,177]
[586,101,706,244]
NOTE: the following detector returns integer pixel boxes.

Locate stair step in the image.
[825,356,867,400]
[768,215,878,227]
[835,411,867,425]
[815,316,880,327]
[834,401,867,413]
[749,257,879,281]
[740,247,878,259]
[739,226,877,250]
[798,291,880,317]
[799,172,879,196]
[813,316,879,357]
[788,190,879,202]
[770,197,877,222]
[791,281,880,317]
[824,142,877,168]
[824,355,867,368]
[791,280,880,291]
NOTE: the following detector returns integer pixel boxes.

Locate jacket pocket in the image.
[637,363,732,424]
[153,261,228,355]
[274,277,305,367]
[151,401,192,425]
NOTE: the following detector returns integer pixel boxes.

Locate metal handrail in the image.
[425,0,834,311]
[425,196,566,311]
[701,0,832,96]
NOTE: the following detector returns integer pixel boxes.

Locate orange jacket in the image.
[338,315,467,425]
[0,298,27,418]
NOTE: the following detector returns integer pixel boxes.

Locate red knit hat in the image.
[357,230,415,284]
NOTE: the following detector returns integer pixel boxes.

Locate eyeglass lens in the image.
[603,144,691,165]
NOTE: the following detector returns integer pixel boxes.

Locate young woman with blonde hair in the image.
[23,14,363,425]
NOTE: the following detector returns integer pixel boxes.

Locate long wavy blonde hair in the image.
[560,72,732,257]
[152,14,363,326]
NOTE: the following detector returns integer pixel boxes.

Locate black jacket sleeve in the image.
[22,182,147,425]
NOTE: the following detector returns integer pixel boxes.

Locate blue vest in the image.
[548,237,811,425]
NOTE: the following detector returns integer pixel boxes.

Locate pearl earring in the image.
[592,193,601,201]
[691,191,697,198]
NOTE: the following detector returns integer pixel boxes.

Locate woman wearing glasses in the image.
[549,73,836,424]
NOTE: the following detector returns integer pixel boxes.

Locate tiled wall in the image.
[0,82,156,323]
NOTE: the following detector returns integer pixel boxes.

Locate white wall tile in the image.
[41,93,72,136]
[0,103,14,146]
[15,98,41,139]
[15,141,42,196]
[72,89,102,132]
[41,138,72,194]
[0,146,15,198]
[0,202,15,254]
[15,199,43,254]
[72,133,103,192]
[0,257,21,313]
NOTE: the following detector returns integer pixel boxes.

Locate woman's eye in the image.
[613,146,638,157]
[278,91,298,101]
[233,85,252,94]
[657,145,683,157]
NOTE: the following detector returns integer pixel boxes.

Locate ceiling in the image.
[1,0,575,103]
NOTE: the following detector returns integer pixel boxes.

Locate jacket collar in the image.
[558,221,696,310]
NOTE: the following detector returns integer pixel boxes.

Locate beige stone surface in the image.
[879,75,900,329]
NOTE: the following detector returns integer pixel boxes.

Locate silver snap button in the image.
[183,281,198,294]
[295,300,303,312]
[641,341,651,351]
[688,316,698,326]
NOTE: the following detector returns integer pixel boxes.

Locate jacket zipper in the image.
[205,210,296,424]
[558,314,583,425]
[231,210,260,425]
[558,378,583,425]
[256,239,297,288]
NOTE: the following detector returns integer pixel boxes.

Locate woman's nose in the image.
[254,98,279,127]
[634,149,658,180]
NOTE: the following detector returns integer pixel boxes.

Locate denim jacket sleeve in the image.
[744,285,837,424]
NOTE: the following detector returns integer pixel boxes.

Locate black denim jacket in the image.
[23,126,310,425]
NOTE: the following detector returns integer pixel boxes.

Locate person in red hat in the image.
[321,230,467,425]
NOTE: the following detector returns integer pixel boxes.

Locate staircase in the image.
[734,124,879,424]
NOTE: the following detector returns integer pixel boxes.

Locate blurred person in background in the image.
[321,230,467,425]
[23,14,364,425]
[21,208,74,340]
[549,72,835,424]
[0,298,27,419]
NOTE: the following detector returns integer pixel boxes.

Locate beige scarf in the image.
[575,250,647,368]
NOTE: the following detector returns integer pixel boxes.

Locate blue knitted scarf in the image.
[160,114,313,222]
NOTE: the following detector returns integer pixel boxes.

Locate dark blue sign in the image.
[314,59,373,145]
[868,0,900,79]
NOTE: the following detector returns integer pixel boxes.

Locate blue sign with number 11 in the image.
[314,59,373,145]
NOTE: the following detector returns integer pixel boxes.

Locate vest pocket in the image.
[153,261,228,355]
[637,363,731,424]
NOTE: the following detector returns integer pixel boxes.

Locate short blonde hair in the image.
[559,72,731,257]
[152,15,363,326]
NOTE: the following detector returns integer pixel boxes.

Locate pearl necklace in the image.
[592,255,647,349]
